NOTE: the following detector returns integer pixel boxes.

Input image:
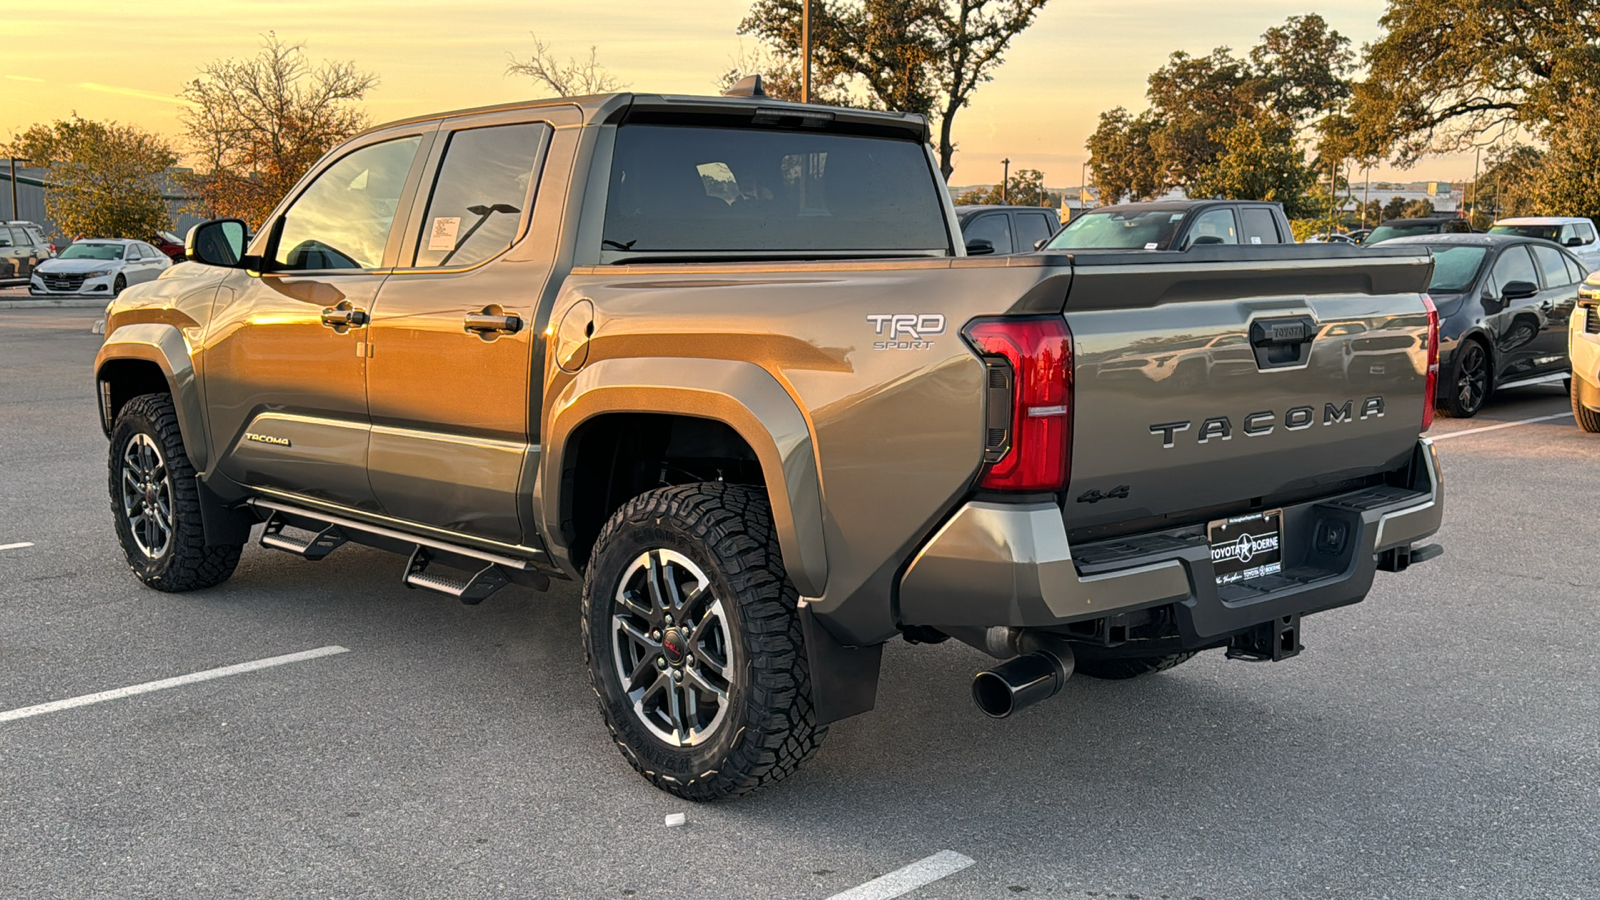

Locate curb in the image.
[0,298,110,309]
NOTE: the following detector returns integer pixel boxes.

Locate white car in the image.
[1489,216,1600,272]
[29,239,170,297]
[1574,272,1600,432]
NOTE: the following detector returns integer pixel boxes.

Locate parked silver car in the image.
[29,239,170,296]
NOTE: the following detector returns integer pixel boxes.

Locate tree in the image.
[1402,198,1435,218]
[181,33,376,229]
[736,0,1050,179]
[5,117,176,239]
[1532,100,1600,224]
[508,35,626,95]
[953,167,1050,206]
[1344,0,1600,165]
[1381,196,1410,220]
[1187,116,1315,216]
[1086,15,1352,203]
[1474,145,1546,221]
[1085,108,1163,204]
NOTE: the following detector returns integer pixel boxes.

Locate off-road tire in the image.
[582,482,825,801]
[1574,378,1600,433]
[109,393,242,591]
[1074,651,1198,680]
[1437,338,1490,418]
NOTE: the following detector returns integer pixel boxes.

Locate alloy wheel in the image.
[1456,343,1489,414]
[120,432,174,558]
[611,549,733,747]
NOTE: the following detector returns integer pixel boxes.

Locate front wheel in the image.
[1574,377,1600,433]
[582,483,826,801]
[109,393,242,591]
[112,274,126,296]
[1438,339,1490,418]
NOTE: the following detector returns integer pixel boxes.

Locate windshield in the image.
[1424,246,1488,293]
[1488,224,1560,241]
[1046,209,1185,250]
[1365,223,1442,244]
[601,125,949,258]
[58,242,125,260]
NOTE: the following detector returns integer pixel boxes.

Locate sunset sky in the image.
[3,0,1476,186]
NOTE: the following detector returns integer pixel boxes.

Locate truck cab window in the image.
[413,122,550,268]
[1239,208,1279,245]
[1186,208,1239,246]
[272,136,421,271]
[965,213,1013,254]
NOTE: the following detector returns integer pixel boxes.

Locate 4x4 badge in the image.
[1076,485,1130,504]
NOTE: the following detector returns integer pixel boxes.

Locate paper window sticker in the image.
[1170,213,1184,221]
[1144,242,1159,250]
[1251,236,1262,244]
[428,217,461,251]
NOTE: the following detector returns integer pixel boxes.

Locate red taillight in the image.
[962,316,1073,491]
[1422,293,1439,432]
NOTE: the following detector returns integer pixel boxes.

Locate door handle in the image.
[464,311,522,335]
[320,307,368,328]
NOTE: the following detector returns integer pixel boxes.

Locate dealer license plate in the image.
[1208,510,1283,586]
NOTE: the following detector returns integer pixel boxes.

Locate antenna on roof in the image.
[724,75,767,98]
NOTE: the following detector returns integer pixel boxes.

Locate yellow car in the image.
[1574,273,1600,432]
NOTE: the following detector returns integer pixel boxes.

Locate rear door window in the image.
[964,213,1013,254]
[602,125,949,258]
[1580,222,1598,244]
[1238,207,1280,244]
[1492,245,1540,291]
[1186,208,1239,246]
[1531,244,1575,287]
[412,122,551,268]
[1014,212,1055,251]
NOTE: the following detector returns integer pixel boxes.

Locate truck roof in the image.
[1086,199,1284,214]
[364,92,931,142]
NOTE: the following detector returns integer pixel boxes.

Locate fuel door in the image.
[554,298,594,373]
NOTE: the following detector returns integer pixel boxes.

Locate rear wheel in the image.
[1074,651,1197,680]
[1439,338,1490,418]
[582,482,825,800]
[109,393,242,591]
[1574,377,1600,433]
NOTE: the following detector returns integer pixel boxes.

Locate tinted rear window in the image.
[602,125,948,258]
[1489,224,1560,241]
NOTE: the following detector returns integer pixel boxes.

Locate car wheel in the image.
[582,482,826,801]
[1438,338,1490,418]
[1574,378,1600,434]
[1074,651,1198,680]
[109,393,243,591]
[112,274,126,296]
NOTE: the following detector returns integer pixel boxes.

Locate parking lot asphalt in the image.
[2,307,1597,899]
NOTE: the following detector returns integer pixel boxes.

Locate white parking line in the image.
[0,541,34,551]
[1430,412,1574,441]
[825,851,976,900]
[0,645,350,724]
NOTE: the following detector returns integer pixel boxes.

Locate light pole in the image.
[800,0,811,103]
[1469,146,1481,226]
[1001,157,1010,205]
[8,157,16,221]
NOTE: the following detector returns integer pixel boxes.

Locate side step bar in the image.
[249,499,550,602]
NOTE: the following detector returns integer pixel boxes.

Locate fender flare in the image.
[94,323,211,472]
[540,357,827,597]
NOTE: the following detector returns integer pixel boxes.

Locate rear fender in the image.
[541,357,827,597]
[94,323,210,472]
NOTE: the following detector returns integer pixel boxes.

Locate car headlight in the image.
[82,269,113,279]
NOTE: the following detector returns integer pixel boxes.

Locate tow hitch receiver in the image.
[1227,614,1302,662]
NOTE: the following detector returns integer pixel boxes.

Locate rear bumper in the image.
[898,439,1443,640]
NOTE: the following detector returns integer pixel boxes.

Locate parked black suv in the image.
[1042,199,1293,251]
[1364,216,1474,245]
[955,205,1060,254]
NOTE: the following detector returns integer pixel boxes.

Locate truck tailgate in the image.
[1060,247,1434,533]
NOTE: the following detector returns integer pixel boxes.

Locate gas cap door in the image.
[554,299,594,373]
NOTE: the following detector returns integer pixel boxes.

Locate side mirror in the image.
[1189,235,1225,247]
[1034,238,1048,251]
[1566,236,1586,247]
[965,238,996,256]
[1501,280,1539,301]
[185,218,248,268]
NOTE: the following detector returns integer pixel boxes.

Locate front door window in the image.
[272,136,422,271]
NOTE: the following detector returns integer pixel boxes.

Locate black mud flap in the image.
[799,603,883,725]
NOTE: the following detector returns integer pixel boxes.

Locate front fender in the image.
[540,357,827,597]
[94,323,210,472]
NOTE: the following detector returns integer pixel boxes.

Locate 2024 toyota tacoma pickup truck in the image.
[95,85,1445,800]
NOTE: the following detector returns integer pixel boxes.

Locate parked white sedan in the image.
[29,239,170,297]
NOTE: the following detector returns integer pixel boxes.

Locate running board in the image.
[260,513,348,560]
[246,499,551,601]
[404,547,509,605]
